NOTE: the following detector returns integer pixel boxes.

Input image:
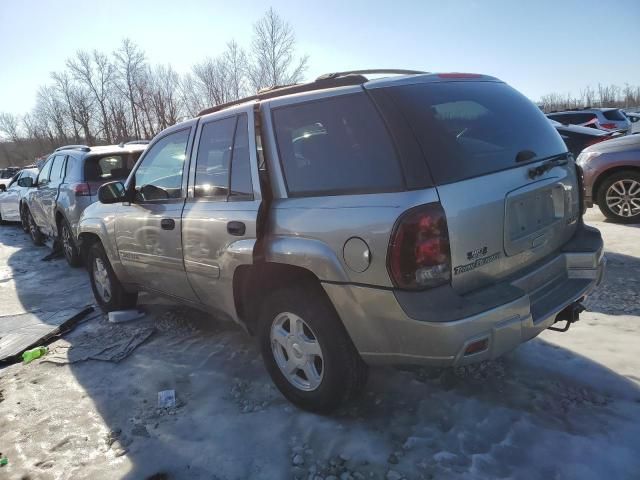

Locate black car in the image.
[549,119,622,157]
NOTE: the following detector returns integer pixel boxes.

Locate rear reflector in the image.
[388,203,451,290]
[73,183,91,196]
[464,338,489,356]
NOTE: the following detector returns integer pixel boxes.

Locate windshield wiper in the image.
[527,153,569,179]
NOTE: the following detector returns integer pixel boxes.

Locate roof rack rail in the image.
[197,69,427,117]
[55,144,90,152]
[315,69,427,81]
[198,74,370,117]
[118,140,150,147]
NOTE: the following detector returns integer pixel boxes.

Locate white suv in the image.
[547,108,631,134]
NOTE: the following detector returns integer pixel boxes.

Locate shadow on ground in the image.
[1,223,640,480]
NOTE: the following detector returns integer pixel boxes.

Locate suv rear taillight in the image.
[600,123,617,130]
[73,183,91,196]
[388,203,451,290]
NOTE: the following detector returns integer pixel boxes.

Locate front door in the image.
[38,154,66,236]
[182,110,262,321]
[115,124,199,302]
[30,156,54,227]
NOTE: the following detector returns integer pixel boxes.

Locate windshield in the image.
[381,81,568,184]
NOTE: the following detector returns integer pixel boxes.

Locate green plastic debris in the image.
[22,346,48,364]
[0,457,7,466]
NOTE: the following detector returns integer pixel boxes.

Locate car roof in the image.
[196,70,502,117]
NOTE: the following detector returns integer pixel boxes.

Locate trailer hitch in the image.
[547,300,586,332]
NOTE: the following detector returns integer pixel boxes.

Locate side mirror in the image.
[98,181,127,204]
[17,177,34,188]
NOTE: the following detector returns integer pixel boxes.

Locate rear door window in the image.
[37,157,54,185]
[194,116,236,199]
[602,109,626,121]
[272,93,404,197]
[380,81,568,185]
[49,155,66,183]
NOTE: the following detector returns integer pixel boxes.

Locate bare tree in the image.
[0,112,21,143]
[113,39,147,139]
[249,8,308,91]
[67,50,116,142]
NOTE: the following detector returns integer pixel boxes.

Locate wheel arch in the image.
[233,261,331,336]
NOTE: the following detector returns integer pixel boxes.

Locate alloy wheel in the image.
[270,312,324,391]
[606,179,640,218]
[62,224,73,260]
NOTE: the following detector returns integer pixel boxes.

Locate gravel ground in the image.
[0,209,638,480]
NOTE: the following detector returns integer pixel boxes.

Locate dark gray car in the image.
[23,143,146,265]
[78,71,605,412]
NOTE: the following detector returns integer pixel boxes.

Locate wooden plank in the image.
[0,306,94,362]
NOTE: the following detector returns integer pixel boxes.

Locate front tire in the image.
[26,207,45,246]
[258,284,368,413]
[597,170,640,223]
[87,242,138,312]
[20,204,29,232]
[59,218,82,267]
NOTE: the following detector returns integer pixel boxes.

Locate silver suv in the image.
[547,108,632,134]
[77,70,606,412]
[22,143,147,266]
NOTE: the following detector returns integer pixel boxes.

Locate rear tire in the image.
[258,283,368,413]
[59,218,82,267]
[87,242,138,312]
[0,209,6,226]
[597,170,640,223]
[26,207,45,246]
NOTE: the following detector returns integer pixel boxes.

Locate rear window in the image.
[602,109,626,121]
[84,152,142,182]
[383,81,567,184]
[548,112,597,124]
[272,93,404,196]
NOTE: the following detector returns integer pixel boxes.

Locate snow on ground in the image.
[0,209,639,480]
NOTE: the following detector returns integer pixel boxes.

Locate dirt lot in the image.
[0,209,639,480]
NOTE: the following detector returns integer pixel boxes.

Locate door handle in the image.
[161,218,175,230]
[227,221,246,236]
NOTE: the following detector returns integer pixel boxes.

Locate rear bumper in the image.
[323,224,605,367]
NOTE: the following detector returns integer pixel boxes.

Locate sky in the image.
[0,0,639,115]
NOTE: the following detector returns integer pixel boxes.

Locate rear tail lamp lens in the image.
[73,182,91,196]
[388,203,452,290]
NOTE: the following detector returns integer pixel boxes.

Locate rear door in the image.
[116,124,199,302]
[373,80,580,293]
[182,107,262,321]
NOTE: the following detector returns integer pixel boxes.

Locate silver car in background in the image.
[0,168,38,227]
[23,143,146,266]
[77,70,606,412]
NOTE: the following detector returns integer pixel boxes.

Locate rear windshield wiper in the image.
[527,153,569,179]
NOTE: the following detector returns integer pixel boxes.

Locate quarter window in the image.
[272,93,404,196]
[134,129,190,201]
